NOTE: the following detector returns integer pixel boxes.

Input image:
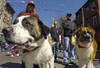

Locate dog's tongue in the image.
[85,41,89,45]
[8,41,29,49]
[8,44,17,49]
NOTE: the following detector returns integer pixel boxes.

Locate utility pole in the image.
[82,8,85,27]
[52,16,55,27]
[53,16,55,23]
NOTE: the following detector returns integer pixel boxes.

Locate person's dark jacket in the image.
[62,19,76,37]
[50,27,61,42]
[17,11,26,17]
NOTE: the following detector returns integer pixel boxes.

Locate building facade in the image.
[0,0,15,42]
[0,0,15,32]
[75,0,100,41]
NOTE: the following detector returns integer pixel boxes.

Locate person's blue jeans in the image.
[52,41,59,59]
[63,37,75,63]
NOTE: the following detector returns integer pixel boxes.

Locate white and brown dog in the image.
[2,13,54,68]
[71,27,97,68]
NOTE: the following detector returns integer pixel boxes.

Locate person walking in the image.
[50,21,61,60]
[62,12,76,65]
[16,1,41,68]
[17,0,36,17]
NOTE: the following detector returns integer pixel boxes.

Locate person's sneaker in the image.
[16,54,20,56]
[10,54,14,57]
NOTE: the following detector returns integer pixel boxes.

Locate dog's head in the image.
[2,14,49,49]
[72,27,95,47]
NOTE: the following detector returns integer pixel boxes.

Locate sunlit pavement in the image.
[0,49,100,68]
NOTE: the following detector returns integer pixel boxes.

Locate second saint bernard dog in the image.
[2,13,54,68]
[71,27,97,68]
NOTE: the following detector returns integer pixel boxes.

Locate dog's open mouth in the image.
[8,40,30,49]
[84,41,90,45]
[80,36,91,44]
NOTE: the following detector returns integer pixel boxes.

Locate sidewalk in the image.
[0,48,100,68]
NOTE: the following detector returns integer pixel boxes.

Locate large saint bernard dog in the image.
[71,27,97,68]
[2,13,54,68]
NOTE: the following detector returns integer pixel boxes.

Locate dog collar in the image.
[23,47,39,53]
[23,13,38,19]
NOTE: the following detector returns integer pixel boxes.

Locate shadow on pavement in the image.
[0,62,21,68]
[54,60,63,65]
[64,64,78,68]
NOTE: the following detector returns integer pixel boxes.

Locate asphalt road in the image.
[0,48,100,68]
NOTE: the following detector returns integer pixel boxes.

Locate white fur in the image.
[76,42,95,68]
[9,16,34,44]
[22,37,54,68]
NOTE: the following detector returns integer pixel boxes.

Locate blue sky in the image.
[7,0,87,27]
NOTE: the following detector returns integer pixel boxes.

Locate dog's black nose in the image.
[2,27,13,35]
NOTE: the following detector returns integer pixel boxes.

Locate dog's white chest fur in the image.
[76,43,95,68]
[76,44,93,60]
[22,38,54,67]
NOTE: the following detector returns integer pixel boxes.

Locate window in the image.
[91,1,95,9]
[86,6,90,13]
[93,15,97,25]
[87,19,90,26]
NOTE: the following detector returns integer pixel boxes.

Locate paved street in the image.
[0,49,100,68]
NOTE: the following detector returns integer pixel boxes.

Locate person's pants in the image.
[63,37,75,63]
[52,41,59,59]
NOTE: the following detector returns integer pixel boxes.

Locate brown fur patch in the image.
[48,36,54,47]
[26,16,41,38]
[89,39,97,60]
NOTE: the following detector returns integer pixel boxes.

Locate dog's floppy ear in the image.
[74,27,81,37]
[71,27,81,45]
[88,27,95,37]
[38,19,49,39]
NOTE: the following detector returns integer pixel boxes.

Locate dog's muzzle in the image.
[83,35,90,41]
[2,27,13,35]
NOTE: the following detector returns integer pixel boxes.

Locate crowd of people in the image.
[0,41,21,57]
[50,12,76,66]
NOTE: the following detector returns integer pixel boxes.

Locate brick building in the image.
[75,0,100,41]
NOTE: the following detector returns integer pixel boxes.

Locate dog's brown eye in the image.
[24,22,28,25]
[23,21,31,27]
[87,31,91,34]
[22,19,30,26]
[87,32,92,36]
